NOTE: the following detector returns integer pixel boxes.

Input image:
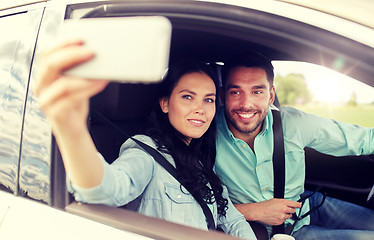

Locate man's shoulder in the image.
[278,106,325,133]
[279,105,300,113]
[279,106,308,120]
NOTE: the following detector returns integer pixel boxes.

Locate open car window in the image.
[273,61,374,127]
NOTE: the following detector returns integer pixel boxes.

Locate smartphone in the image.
[60,16,172,83]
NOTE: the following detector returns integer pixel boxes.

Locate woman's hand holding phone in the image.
[34,39,108,138]
[34,39,108,188]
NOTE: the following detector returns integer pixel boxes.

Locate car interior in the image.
[64,0,374,218]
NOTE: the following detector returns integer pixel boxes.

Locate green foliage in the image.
[292,104,374,127]
[274,72,374,127]
[346,92,357,106]
[275,73,312,105]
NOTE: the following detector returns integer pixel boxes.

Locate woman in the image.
[34,39,256,239]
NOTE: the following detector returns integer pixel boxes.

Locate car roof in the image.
[0,0,45,10]
[197,0,374,48]
[279,0,374,29]
[3,0,373,48]
[4,0,373,87]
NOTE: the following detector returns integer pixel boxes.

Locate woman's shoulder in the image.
[130,134,156,145]
[119,134,157,153]
[119,134,176,168]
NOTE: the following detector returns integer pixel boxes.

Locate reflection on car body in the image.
[0,70,23,193]
[19,102,52,203]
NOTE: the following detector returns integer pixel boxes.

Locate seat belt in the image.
[271,109,286,235]
[90,109,216,230]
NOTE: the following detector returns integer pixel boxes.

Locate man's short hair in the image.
[221,51,274,88]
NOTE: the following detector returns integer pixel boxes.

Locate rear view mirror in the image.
[60,16,171,83]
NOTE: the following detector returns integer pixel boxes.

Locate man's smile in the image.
[234,110,258,121]
[237,112,256,119]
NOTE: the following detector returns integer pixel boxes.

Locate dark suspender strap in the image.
[271,109,286,235]
[91,109,216,230]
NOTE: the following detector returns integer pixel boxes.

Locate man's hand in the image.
[235,198,302,226]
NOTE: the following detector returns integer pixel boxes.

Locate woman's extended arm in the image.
[34,39,109,188]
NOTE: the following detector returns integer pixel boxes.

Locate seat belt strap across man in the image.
[271,109,286,235]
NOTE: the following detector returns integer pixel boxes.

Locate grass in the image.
[287,104,374,127]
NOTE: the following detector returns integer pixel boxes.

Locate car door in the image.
[0,1,45,199]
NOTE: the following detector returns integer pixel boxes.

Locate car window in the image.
[273,61,374,127]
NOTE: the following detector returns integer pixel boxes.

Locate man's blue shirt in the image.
[215,105,374,233]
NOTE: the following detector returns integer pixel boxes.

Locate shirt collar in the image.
[217,106,237,141]
[259,106,275,136]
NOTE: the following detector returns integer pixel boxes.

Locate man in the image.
[214,51,374,239]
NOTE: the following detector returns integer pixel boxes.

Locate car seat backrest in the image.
[90,82,160,121]
[89,82,160,163]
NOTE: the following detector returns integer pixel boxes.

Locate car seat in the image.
[89,82,160,163]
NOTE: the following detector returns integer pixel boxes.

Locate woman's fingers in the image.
[40,79,108,130]
[43,38,85,55]
[38,76,108,113]
[33,39,109,133]
[34,41,95,97]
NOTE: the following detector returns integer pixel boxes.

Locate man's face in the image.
[223,67,275,140]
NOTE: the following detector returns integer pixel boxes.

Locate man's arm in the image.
[234,199,301,226]
[282,106,374,156]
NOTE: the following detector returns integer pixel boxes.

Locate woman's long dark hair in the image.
[147,59,228,217]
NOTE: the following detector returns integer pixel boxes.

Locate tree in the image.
[275,73,312,105]
[346,92,357,106]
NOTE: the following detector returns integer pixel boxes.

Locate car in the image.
[1,0,373,239]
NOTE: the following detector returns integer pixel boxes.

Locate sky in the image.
[272,61,374,104]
